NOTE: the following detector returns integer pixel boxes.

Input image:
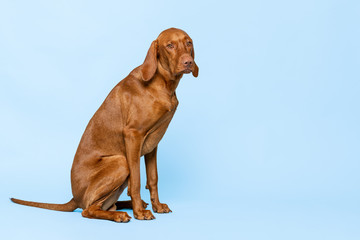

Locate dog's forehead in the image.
[157,28,190,43]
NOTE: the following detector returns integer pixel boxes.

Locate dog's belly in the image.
[141,112,175,156]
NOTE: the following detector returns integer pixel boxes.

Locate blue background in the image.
[1,0,359,239]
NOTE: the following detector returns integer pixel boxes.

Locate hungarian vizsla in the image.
[11,28,199,222]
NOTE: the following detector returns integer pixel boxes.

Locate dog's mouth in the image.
[175,66,193,76]
[179,68,192,74]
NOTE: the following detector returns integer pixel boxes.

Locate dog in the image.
[11,28,199,222]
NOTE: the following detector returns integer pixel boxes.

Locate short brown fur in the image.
[11,28,198,222]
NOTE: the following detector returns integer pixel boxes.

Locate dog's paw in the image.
[113,212,132,223]
[134,209,155,220]
[152,203,172,213]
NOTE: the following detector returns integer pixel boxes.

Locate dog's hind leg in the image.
[82,179,131,222]
[82,203,131,222]
[80,155,131,222]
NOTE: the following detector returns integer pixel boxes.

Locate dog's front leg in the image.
[124,128,155,220]
[145,147,172,213]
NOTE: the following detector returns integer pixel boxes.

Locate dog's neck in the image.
[153,63,182,95]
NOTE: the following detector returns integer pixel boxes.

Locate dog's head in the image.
[141,28,199,81]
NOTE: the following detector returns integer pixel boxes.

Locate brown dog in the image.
[11,28,198,222]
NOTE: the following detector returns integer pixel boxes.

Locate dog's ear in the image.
[141,40,158,81]
[191,44,199,78]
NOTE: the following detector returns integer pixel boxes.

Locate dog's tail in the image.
[10,197,78,212]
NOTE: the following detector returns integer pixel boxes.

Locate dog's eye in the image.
[167,44,174,49]
[186,41,192,47]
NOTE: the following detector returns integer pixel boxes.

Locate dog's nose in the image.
[183,57,193,68]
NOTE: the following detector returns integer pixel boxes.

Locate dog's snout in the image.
[183,57,193,68]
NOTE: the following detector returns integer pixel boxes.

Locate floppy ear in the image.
[141,40,158,81]
[191,45,199,78]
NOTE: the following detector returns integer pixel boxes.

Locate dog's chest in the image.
[140,96,178,156]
